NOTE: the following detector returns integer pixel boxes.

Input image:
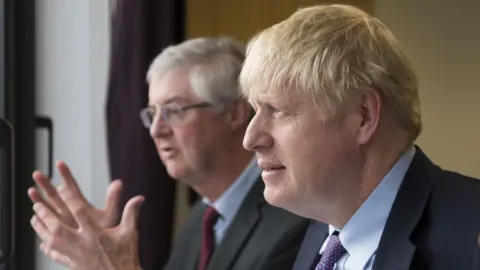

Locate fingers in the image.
[56,161,83,197]
[28,186,46,203]
[48,161,98,231]
[29,172,77,227]
[31,214,54,245]
[31,171,56,197]
[39,243,75,269]
[57,185,99,232]
[120,196,145,232]
[102,179,123,227]
[31,203,77,256]
[28,187,60,220]
[32,203,77,242]
[32,215,75,267]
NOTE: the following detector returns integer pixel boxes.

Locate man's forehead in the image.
[247,89,303,106]
[148,85,197,105]
[148,67,195,99]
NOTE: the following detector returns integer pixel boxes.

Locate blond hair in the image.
[239,4,421,139]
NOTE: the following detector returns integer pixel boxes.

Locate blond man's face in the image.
[243,88,363,219]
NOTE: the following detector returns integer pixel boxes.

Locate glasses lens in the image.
[162,107,181,125]
[139,106,155,128]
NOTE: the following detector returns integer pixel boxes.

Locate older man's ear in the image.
[227,99,253,131]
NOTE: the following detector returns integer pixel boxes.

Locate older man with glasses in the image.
[27,37,309,270]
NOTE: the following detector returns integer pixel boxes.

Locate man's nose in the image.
[150,115,171,138]
[243,114,272,151]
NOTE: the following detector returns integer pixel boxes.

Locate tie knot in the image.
[203,206,220,227]
[315,233,347,270]
[325,234,344,252]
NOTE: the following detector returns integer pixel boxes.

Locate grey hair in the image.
[146,37,245,110]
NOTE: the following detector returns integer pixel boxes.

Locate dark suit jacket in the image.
[293,147,480,270]
[164,178,309,270]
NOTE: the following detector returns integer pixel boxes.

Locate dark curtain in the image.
[106,0,185,269]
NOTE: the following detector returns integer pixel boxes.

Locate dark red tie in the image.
[198,206,220,270]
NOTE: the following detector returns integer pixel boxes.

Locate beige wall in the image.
[375,0,480,178]
[186,0,373,41]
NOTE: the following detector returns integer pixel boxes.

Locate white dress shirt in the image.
[318,147,415,269]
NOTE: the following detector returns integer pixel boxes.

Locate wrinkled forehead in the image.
[241,85,298,109]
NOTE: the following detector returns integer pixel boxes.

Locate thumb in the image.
[120,195,145,232]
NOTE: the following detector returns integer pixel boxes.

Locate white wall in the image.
[375,0,480,178]
[35,0,110,269]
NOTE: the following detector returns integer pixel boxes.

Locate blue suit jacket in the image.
[294,147,480,270]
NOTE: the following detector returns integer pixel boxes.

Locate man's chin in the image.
[263,188,287,208]
[165,165,188,181]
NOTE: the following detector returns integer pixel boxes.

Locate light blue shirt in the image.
[202,157,261,245]
[318,147,416,269]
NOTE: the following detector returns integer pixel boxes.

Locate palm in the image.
[63,225,140,270]
[67,201,119,229]
[33,195,143,270]
[96,208,118,228]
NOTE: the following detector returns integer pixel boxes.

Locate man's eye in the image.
[147,107,156,118]
[163,107,180,112]
[272,110,288,118]
[266,104,289,117]
[167,106,188,118]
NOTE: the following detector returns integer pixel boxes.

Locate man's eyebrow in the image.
[254,100,274,108]
[149,96,191,106]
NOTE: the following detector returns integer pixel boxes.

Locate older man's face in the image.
[243,89,361,218]
[148,67,230,184]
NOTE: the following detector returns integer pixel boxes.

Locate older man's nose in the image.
[150,116,171,138]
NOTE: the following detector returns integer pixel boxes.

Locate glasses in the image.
[139,102,212,128]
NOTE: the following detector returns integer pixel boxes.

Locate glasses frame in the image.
[139,102,212,128]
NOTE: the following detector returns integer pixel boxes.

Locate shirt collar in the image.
[202,157,260,222]
[328,146,415,268]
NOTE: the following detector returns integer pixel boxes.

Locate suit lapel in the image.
[292,221,328,270]
[372,147,437,270]
[207,179,265,270]
[184,203,206,270]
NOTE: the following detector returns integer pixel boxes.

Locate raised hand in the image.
[29,161,144,270]
[28,161,123,229]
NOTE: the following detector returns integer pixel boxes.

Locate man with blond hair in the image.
[27,37,309,270]
[239,4,480,270]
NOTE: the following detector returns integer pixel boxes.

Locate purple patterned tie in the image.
[315,233,347,270]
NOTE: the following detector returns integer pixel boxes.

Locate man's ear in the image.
[226,99,251,131]
[356,87,382,145]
